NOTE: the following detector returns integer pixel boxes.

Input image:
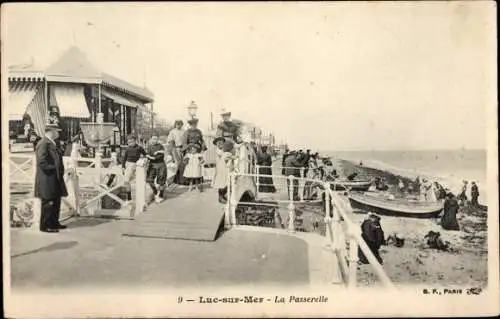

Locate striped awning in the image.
[8,82,41,121]
[51,83,90,118]
[101,87,139,108]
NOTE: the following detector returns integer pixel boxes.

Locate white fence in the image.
[225,159,395,289]
[203,134,217,166]
[8,147,147,228]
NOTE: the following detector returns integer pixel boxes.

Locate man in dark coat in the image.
[283,152,302,200]
[470,181,479,207]
[216,109,239,143]
[358,213,385,264]
[257,145,276,193]
[34,124,68,233]
[281,149,290,175]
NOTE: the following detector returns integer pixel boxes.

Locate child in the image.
[122,135,147,201]
[212,137,235,202]
[183,143,205,191]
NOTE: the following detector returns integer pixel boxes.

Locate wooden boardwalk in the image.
[122,186,226,241]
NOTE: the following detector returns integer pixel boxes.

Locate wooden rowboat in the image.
[329,179,373,192]
[348,192,443,218]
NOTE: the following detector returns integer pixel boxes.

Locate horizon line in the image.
[317,148,487,152]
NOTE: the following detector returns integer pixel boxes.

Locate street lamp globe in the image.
[187,101,198,119]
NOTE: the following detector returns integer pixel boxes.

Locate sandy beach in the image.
[337,159,488,287]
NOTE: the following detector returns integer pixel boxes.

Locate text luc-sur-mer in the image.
[177,295,329,304]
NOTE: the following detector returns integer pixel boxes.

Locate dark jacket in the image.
[122,144,146,168]
[471,184,479,197]
[361,219,385,249]
[283,154,302,177]
[216,120,239,141]
[182,128,207,152]
[34,137,68,200]
[257,152,273,166]
[147,143,165,164]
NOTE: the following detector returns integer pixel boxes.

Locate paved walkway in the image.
[10,186,312,290]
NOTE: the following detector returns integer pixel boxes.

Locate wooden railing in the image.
[8,145,148,228]
[226,160,395,289]
[8,153,37,185]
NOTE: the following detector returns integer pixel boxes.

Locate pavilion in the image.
[7,46,155,152]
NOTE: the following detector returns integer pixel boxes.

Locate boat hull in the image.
[348,193,443,218]
[329,180,372,192]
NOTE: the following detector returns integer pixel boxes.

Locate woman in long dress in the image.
[180,118,207,185]
[426,181,438,202]
[441,193,460,230]
[257,146,276,193]
[420,178,430,201]
[212,137,234,203]
[457,180,468,206]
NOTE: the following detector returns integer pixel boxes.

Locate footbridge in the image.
[9,143,395,289]
[123,143,395,289]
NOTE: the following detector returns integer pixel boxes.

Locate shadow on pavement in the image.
[64,217,113,229]
[164,185,194,199]
[11,241,79,259]
[213,219,227,241]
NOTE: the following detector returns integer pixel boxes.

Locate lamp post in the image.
[187,101,198,119]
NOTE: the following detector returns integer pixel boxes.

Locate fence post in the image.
[255,164,260,198]
[89,150,103,216]
[65,145,80,216]
[229,172,237,226]
[224,160,232,229]
[331,199,341,251]
[31,153,41,231]
[287,175,295,232]
[135,161,147,217]
[299,168,305,202]
[348,237,358,289]
[323,184,334,246]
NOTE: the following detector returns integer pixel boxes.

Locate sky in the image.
[2,2,496,151]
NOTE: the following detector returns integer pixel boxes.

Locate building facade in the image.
[7,46,154,154]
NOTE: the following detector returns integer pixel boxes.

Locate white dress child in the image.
[183,153,203,178]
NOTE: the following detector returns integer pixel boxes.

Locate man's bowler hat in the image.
[45,124,62,132]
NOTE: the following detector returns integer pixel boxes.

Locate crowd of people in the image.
[32,106,287,233]
[278,149,338,200]
[390,176,480,208]
[32,104,483,238]
[355,178,482,264]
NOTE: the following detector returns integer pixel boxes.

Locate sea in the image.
[325,149,488,205]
